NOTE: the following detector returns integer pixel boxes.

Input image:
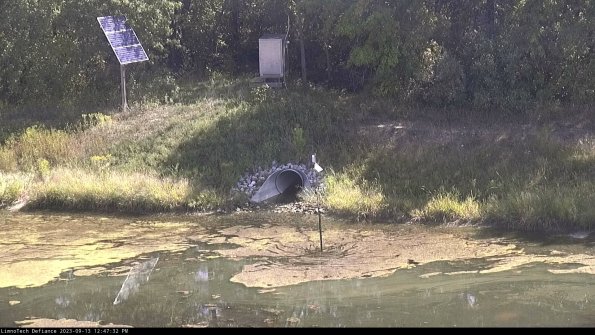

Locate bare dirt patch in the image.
[201,223,489,287]
[198,220,595,288]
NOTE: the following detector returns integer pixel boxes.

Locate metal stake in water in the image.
[312,154,324,252]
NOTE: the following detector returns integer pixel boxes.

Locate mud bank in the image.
[1,212,593,290]
[199,223,595,287]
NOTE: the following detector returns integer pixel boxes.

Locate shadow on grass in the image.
[358,128,595,231]
[165,84,365,191]
[161,80,594,231]
[0,73,242,144]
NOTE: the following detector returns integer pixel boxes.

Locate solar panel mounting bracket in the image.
[97,15,148,111]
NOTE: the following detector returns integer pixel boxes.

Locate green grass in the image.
[0,126,74,171]
[411,192,481,223]
[331,125,594,231]
[0,172,32,207]
[484,183,595,231]
[28,168,221,213]
[323,171,385,219]
[0,77,593,231]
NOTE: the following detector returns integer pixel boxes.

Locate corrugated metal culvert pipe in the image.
[250,168,310,203]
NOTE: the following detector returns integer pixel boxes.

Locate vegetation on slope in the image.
[0,78,593,232]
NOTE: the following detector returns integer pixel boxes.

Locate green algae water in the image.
[0,212,593,327]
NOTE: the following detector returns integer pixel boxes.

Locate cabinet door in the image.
[259,39,283,77]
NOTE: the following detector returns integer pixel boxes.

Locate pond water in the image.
[0,211,593,327]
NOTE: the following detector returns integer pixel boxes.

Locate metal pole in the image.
[317,189,323,252]
[120,64,127,111]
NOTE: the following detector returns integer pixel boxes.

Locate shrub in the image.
[323,171,385,218]
[411,192,481,223]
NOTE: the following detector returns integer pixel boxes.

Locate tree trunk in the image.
[300,35,307,83]
[324,41,331,83]
[230,0,240,73]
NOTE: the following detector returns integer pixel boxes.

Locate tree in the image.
[337,0,436,95]
[0,0,180,107]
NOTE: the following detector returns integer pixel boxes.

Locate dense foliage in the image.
[0,0,593,111]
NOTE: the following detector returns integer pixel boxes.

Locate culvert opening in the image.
[276,169,304,195]
[250,168,309,203]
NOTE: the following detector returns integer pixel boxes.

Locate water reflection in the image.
[1,211,594,327]
[113,257,159,305]
[195,264,209,282]
[0,253,593,327]
[55,296,70,308]
[462,292,478,308]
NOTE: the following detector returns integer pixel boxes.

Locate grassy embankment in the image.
[0,77,593,231]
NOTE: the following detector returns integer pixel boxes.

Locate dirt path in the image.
[359,111,594,150]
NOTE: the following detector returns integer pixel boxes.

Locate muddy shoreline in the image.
[1,211,593,290]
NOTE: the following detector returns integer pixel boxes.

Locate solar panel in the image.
[114,45,149,64]
[97,15,148,65]
[97,15,129,33]
[106,30,139,48]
